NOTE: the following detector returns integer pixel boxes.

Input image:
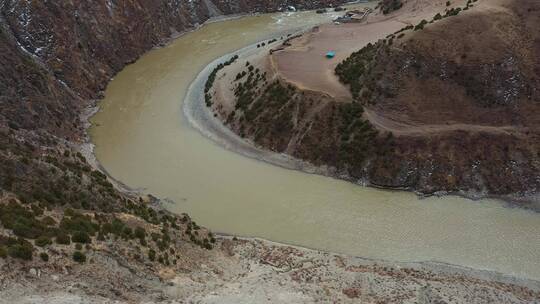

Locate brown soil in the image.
[211,0,540,203]
[270,0,468,102]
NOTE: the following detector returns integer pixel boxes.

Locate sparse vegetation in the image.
[71,231,91,244]
[335,42,381,101]
[56,233,71,245]
[205,55,239,107]
[73,251,86,263]
[377,0,403,15]
[4,238,33,260]
[445,7,462,17]
[148,249,156,261]
[39,252,49,262]
[35,236,52,247]
[414,19,428,31]
[227,57,389,174]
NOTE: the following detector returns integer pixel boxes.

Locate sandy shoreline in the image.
[217,235,540,291]
[183,28,339,176]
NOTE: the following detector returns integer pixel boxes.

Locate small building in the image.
[326,51,336,58]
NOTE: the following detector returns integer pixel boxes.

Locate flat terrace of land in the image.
[269,0,460,102]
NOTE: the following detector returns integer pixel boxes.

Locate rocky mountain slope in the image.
[211,0,540,204]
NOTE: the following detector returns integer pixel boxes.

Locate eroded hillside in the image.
[210,0,540,203]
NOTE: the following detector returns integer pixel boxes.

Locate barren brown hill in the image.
[210,0,540,203]
[358,0,540,196]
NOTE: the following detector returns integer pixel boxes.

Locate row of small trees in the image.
[205,55,239,107]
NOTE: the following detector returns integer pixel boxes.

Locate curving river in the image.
[90,9,540,280]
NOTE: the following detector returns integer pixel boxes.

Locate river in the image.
[90,9,540,280]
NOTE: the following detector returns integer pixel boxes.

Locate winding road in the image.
[363,108,524,136]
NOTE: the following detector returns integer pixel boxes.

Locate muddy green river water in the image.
[90,10,540,280]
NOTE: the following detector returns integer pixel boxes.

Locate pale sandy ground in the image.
[271,0,471,101]
[271,21,403,101]
[213,42,278,117]
[3,237,539,304]
[169,238,540,304]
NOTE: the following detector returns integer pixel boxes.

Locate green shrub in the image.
[0,201,46,239]
[101,218,125,236]
[41,216,57,226]
[394,25,413,35]
[0,246,7,258]
[12,220,44,239]
[90,170,107,180]
[122,227,133,239]
[73,251,86,263]
[445,7,461,17]
[148,249,156,261]
[64,208,76,217]
[8,242,33,260]
[414,19,428,31]
[75,243,82,250]
[134,226,146,239]
[72,231,91,244]
[381,0,403,14]
[157,240,168,252]
[60,213,98,236]
[40,252,49,262]
[35,236,52,247]
[56,233,71,245]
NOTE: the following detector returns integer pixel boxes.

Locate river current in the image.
[90,9,540,280]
